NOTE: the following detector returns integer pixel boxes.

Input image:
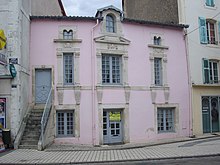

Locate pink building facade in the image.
[30,6,191,146]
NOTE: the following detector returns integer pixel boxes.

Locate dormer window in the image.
[154,36,161,45]
[106,15,115,33]
[63,30,73,40]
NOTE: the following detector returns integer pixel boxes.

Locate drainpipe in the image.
[91,19,99,145]
[184,29,193,137]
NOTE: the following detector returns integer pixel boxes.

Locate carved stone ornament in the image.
[64,43,72,48]
[164,89,170,103]
[107,44,118,50]
[124,86,131,104]
[74,86,81,105]
[153,48,164,54]
[97,88,103,104]
[151,89,157,104]
[57,90,64,105]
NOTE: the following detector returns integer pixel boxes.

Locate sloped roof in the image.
[58,0,66,16]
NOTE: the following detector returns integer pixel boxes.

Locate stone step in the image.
[18,145,38,150]
[20,140,38,146]
[27,120,41,125]
[23,131,40,137]
[28,115,42,119]
[32,109,44,113]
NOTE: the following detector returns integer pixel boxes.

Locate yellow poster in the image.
[110,112,121,121]
[0,30,6,50]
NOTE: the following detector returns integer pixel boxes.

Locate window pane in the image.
[102,55,121,84]
[63,54,74,84]
[106,15,115,33]
[57,111,74,137]
[154,58,162,86]
[157,108,174,133]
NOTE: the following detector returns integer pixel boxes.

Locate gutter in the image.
[91,19,99,145]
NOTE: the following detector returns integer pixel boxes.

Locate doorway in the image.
[103,110,123,144]
[202,96,219,133]
[35,69,51,104]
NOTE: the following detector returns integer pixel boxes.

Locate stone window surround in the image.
[31,65,54,105]
[148,44,169,89]
[154,103,179,135]
[55,104,80,138]
[58,26,77,40]
[56,50,80,87]
[151,33,164,46]
[96,50,129,87]
[100,10,123,36]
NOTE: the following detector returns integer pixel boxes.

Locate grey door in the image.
[35,69,51,104]
[103,110,123,144]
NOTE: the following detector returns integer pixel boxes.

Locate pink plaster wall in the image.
[30,19,191,145]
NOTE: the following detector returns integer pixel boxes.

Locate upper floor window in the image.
[199,17,220,45]
[63,30,73,40]
[203,58,219,84]
[102,55,121,84]
[154,36,161,45]
[63,53,74,85]
[106,15,115,33]
[206,0,215,7]
[154,58,163,86]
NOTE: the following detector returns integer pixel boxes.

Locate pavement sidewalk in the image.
[0,134,220,164]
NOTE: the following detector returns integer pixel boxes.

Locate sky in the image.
[62,0,122,16]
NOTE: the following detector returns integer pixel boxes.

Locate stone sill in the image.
[54,39,82,43]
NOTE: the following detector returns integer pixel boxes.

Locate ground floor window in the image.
[56,110,74,137]
[157,108,175,133]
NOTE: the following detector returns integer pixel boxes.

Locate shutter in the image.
[210,0,215,6]
[199,17,208,44]
[202,58,210,84]
[206,0,210,6]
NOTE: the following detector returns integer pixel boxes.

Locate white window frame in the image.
[203,58,219,84]
[63,53,74,85]
[56,110,74,137]
[209,60,219,83]
[157,108,175,133]
[63,30,73,40]
[102,55,122,85]
[206,20,217,45]
[154,58,163,86]
[154,36,161,45]
[106,14,115,33]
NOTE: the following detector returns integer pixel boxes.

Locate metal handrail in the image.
[40,87,53,148]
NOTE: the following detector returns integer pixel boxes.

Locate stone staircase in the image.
[18,109,44,149]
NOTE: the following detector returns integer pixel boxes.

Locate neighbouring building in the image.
[122,0,179,24]
[123,0,220,136]
[29,5,191,148]
[0,0,65,145]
